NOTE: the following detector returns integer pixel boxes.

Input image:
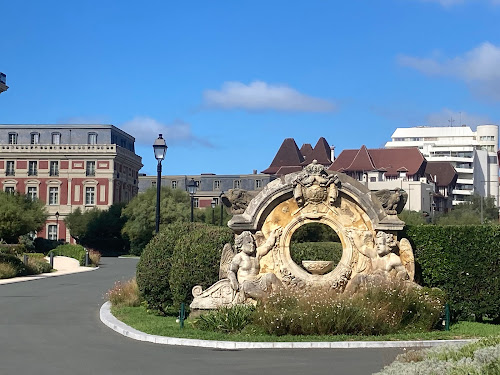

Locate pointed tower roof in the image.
[300,143,314,162]
[345,145,376,171]
[301,137,332,166]
[261,138,305,175]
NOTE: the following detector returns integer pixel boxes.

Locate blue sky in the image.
[2,0,500,175]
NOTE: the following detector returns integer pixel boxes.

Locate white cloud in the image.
[120,117,213,147]
[425,108,492,128]
[203,81,336,112]
[398,42,500,100]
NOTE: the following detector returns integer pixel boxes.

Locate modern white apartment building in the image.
[385,125,499,206]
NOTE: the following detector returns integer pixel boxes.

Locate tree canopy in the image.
[0,191,48,243]
[434,194,498,225]
[121,187,193,255]
[64,203,128,254]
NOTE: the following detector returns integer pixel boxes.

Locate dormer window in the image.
[88,132,97,145]
[30,132,40,144]
[8,133,17,145]
[51,132,61,145]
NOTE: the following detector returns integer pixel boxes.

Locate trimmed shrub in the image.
[0,263,18,279]
[290,241,343,264]
[49,244,86,265]
[136,222,233,315]
[168,224,234,307]
[0,244,27,255]
[405,225,500,321]
[193,305,255,333]
[0,253,27,277]
[34,238,64,254]
[26,256,52,274]
[136,222,197,315]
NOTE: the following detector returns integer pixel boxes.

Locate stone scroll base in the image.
[190,279,240,311]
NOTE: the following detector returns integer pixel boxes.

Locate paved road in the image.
[0,257,402,375]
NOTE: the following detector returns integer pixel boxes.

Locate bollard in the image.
[85,249,90,266]
[23,254,29,266]
[49,252,54,268]
[445,303,450,331]
[179,302,186,329]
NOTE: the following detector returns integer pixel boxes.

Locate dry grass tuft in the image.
[107,278,142,307]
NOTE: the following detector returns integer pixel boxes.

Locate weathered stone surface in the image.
[191,161,417,311]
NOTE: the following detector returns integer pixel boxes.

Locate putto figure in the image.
[228,228,283,300]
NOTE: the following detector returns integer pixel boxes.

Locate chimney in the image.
[330,146,335,161]
[253,169,257,174]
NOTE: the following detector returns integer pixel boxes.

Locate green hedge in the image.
[49,244,86,266]
[405,225,500,321]
[136,222,233,315]
[290,241,343,264]
[0,253,27,277]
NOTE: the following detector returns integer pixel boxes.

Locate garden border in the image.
[100,301,474,349]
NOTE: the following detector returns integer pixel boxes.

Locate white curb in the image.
[100,301,474,349]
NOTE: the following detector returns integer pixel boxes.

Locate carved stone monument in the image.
[190,160,417,311]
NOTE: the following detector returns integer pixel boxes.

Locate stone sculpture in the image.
[374,188,408,215]
[227,228,283,300]
[190,228,282,310]
[293,159,341,207]
[221,189,257,215]
[190,161,417,312]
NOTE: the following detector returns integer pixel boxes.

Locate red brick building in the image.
[0,125,142,242]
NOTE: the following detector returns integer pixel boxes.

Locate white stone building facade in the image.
[385,125,499,206]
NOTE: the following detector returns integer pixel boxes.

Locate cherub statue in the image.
[226,228,283,300]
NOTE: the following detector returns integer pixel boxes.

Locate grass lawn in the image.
[111,305,500,342]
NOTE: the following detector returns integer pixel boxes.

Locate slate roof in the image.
[329,146,425,177]
[261,138,304,175]
[262,137,332,175]
[425,161,458,187]
[301,137,332,166]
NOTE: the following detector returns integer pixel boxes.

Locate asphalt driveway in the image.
[0,257,401,375]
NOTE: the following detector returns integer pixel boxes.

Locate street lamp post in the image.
[211,199,216,225]
[187,178,197,222]
[153,134,168,233]
[55,211,60,240]
[219,191,224,226]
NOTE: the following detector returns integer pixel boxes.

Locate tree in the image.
[65,204,128,254]
[434,194,498,225]
[121,187,192,255]
[398,210,429,226]
[197,205,232,226]
[0,191,47,243]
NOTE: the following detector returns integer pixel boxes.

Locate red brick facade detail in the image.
[97,161,109,169]
[39,160,48,169]
[72,161,84,169]
[60,160,69,169]
[17,160,27,169]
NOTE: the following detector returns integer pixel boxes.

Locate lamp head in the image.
[153,134,168,161]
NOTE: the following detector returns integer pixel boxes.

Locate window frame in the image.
[49,161,59,176]
[48,186,59,205]
[5,161,15,176]
[27,186,38,201]
[88,132,98,145]
[51,132,61,145]
[28,161,38,176]
[8,132,18,145]
[86,161,96,177]
[85,186,95,205]
[30,132,40,145]
[47,225,58,240]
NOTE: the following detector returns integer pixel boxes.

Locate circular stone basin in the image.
[301,260,334,275]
